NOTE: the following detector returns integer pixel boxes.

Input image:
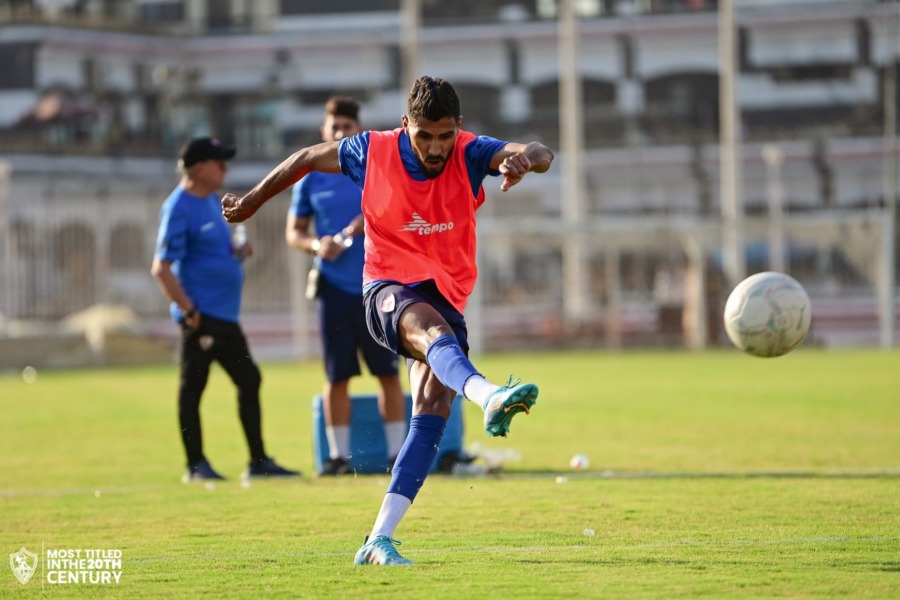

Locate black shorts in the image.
[319,277,399,382]
[363,280,469,360]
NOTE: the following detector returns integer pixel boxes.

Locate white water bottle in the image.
[234,224,247,245]
[233,224,248,261]
[332,230,353,248]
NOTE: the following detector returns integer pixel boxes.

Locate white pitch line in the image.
[106,535,900,565]
[2,467,898,498]
[413,536,900,555]
[0,485,166,498]
[0,479,306,498]
[496,468,900,480]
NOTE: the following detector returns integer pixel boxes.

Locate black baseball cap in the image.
[178,137,236,168]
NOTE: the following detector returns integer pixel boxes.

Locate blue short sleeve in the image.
[464,135,508,197]
[338,131,370,188]
[155,196,188,262]
[290,176,315,218]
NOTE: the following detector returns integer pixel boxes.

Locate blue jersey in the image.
[337,129,507,198]
[290,172,366,295]
[154,187,243,323]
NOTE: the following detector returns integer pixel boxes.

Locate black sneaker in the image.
[245,457,301,478]
[319,457,353,476]
[437,450,478,474]
[182,459,226,483]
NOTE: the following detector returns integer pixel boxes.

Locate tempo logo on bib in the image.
[400,212,454,236]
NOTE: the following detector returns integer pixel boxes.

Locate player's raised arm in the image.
[490,141,554,192]
[222,140,342,222]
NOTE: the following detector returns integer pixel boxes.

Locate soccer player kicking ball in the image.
[222,76,554,565]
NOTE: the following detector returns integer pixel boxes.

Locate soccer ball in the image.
[723,271,811,358]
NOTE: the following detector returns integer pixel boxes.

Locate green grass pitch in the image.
[2,348,899,598]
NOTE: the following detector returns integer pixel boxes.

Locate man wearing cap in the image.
[151,137,300,482]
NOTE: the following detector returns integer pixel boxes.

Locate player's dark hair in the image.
[407,76,460,122]
[325,96,360,122]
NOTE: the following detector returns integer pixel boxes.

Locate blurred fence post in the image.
[682,234,708,350]
[718,0,746,289]
[559,0,592,326]
[879,0,898,349]
[0,161,10,321]
[762,144,786,274]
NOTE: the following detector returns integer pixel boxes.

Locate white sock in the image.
[462,375,500,407]
[326,425,351,460]
[370,492,412,539]
[384,421,407,459]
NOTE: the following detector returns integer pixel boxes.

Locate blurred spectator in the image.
[151,137,300,482]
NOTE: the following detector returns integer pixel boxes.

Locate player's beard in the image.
[418,153,447,178]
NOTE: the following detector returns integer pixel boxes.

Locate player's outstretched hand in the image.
[221,193,256,223]
[499,153,533,192]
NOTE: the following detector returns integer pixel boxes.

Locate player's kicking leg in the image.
[481,376,539,438]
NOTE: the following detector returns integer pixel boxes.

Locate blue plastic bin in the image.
[311,393,464,474]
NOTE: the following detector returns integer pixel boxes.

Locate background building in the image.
[0,0,897,365]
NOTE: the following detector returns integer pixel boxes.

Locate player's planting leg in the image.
[354,414,447,566]
[354,536,413,566]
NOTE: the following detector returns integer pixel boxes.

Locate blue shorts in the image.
[318,277,399,383]
[364,280,469,360]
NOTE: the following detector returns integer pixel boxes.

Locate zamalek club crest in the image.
[10,547,38,584]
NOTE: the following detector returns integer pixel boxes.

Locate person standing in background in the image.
[286,98,407,476]
[152,137,300,482]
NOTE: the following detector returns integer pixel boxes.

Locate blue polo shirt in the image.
[290,172,366,295]
[154,187,243,323]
